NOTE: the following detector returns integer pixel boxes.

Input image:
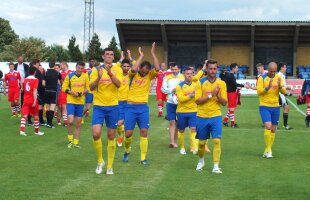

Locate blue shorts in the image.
[259,106,280,125]
[92,105,119,128]
[196,116,222,140]
[177,112,197,130]
[124,104,149,130]
[118,101,127,121]
[85,93,93,104]
[166,103,177,121]
[67,104,84,117]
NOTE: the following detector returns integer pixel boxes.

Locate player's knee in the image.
[140,129,148,137]
[125,131,133,138]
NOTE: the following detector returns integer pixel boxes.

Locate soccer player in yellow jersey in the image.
[175,67,199,155]
[116,49,134,147]
[195,59,227,173]
[257,62,286,159]
[62,61,89,148]
[123,43,160,165]
[89,48,122,175]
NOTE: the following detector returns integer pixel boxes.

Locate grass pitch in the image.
[0,95,309,200]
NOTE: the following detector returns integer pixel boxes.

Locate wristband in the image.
[208,94,212,99]
[78,92,82,97]
[108,72,113,77]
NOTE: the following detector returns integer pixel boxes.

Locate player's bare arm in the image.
[131,47,144,73]
[151,42,160,72]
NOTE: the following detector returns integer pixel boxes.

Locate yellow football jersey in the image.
[118,73,130,101]
[117,60,135,101]
[89,64,122,106]
[257,73,286,107]
[62,72,89,105]
[127,69,158,103]
[195,77,227,118]
[176,81,198,113]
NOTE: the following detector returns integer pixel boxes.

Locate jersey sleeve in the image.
[149,69,158,80]
[193,70,203,82]
[128,69,137,78]
[34,79,39,89]
[257,76,265,95]
[89,67,99,84]
[194,81,203,101]
[176,85,191,103]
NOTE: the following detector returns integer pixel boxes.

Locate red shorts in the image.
[8,89,20,102]
[22,104,39,116]
[58,91,67,105]
[227,92,238,108]
[156,88,167,101]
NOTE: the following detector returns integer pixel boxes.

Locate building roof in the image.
[116,19,310,49]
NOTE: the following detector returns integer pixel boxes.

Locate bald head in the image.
[268,62,277,78]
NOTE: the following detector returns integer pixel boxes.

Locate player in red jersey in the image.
[3,63,22,117]
[154,62,171,117]
[56,62,72,126]
[20,66,44,136]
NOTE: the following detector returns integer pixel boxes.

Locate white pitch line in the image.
[286,98,306,117]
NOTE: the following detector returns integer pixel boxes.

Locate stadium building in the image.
[116,19,310,78]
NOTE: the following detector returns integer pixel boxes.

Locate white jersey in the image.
[161,73,184,104]
[277,71,287,87]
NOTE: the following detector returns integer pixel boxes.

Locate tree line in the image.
[0,17,120,62]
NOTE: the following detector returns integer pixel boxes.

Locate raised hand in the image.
[120,51,125,61]
[151,42,156,55]
[127,49,132,60]
[138,47,144,57]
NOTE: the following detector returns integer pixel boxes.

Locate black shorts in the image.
[38,91,45,105]
[44,90,57,104]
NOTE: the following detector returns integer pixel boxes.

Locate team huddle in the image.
[3,42,307,175]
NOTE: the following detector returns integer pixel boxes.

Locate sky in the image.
[1,0,310,51]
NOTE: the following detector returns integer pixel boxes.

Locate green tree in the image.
[68,35,83,62]
[107,36,120,62]
[47,44,70,62]
[86,33,103,61]
[0,18,18,52]
[0,37,49,62]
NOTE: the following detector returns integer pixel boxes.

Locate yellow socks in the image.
[264,129,271,153]
[107,139,116,169]
[198,140,206,158]
[68,135,73,142]
[190,131,198,150]
[178,131,185,149]
[73,138,79,145]
[93,139,103,164]
[140,137,148,161]
[124,136,132,153]
[117,124,124,136]
[270,131,275,152]
[213,138,221,165]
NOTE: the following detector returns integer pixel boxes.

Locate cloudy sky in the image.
[1,0,310,51]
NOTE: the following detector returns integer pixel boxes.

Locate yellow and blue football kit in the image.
[62,72,89,117]
[257,73,286,155]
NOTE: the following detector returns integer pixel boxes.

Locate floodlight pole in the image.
[83,0,95,55]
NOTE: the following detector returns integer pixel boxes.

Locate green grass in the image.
[0,95,310,200]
